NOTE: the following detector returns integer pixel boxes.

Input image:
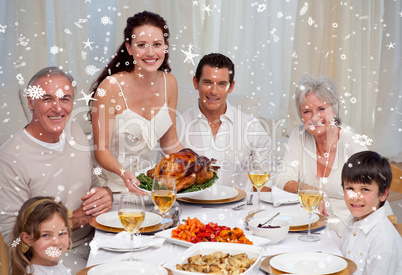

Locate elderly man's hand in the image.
[81,187,113,216]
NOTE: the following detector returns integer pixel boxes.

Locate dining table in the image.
[81,189,352,275]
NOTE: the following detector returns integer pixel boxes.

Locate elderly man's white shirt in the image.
[341,207,402,275]
[176,101,271,192]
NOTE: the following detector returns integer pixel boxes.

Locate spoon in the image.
[259,212,280,227]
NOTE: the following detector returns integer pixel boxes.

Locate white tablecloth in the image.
[86,192,342,274]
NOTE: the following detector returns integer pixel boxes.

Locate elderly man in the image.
[0,67,113,273]
[176,53,272,192]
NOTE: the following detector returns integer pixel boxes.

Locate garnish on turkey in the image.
[137,148,219,193]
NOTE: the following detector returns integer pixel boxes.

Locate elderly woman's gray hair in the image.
[26,66,77,97]
[295,74,341,125]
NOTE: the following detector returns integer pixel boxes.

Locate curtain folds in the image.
[0,0,400,160]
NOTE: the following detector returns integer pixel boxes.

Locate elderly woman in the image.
[274,74,372,234]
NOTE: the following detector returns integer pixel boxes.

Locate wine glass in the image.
[151,175,177,230]
[118,193,145,261]
[298,177,323,242]
[248,160,271,212]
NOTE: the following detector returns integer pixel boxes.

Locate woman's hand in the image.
[121,170,148,195]
[318,199,329,217]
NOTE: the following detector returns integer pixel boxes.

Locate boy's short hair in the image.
[341,150,392,207]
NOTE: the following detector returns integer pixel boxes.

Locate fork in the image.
[247,194,254,205]
[232,203,245,211]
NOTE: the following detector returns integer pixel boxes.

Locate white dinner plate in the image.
[96,211,162,229]
[270,252,348,275]
[254,209,319,227]
[260,192,299,204]
[101,245,150,252]
[155,228,270,247]
[185,185,238,201]
[135,169,217,198]
[87,261,167,275]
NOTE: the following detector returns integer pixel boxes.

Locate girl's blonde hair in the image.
[10,196,72,275]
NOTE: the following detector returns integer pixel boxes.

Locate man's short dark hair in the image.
[195,53,235,85]
[341,150,392,207]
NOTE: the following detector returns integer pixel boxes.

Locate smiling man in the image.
[176,53,272,192]
[0,67,113,273]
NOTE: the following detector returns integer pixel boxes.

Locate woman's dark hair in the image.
[341,150,392,207]
[88,11,171,120]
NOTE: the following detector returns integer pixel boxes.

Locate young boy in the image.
[340,151,402,275]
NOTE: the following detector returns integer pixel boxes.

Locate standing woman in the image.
[90,11,183,193]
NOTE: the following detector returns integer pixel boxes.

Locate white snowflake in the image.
[85,65,100,76]
[64,28,72,35]
[340,54,347,60]
[50,45,61,55]
[299,2,309,16]
[0,24,7,33]
[26,85,45,99]
[11,237,21,248]
[19,36,29,47]
[350,97,357,104]
[16,73,24,85]
[257,4,267,13]
[100,16,112,25]
[55,88,64,98]
[352,134,372,146]
[181,44,199,66]
[96,88,106,98]
[45,246,62,258]
[81,51,87,60]
[308,17,315,26]
[77,91,96,105]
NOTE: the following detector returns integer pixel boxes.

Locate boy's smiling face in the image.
[343,181,388,220]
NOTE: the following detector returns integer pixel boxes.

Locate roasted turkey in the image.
[147,148,219,192]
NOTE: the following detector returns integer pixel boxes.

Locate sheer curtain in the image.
[286,0,401,161]
[0,0,400,160]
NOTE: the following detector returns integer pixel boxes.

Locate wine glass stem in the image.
[307,212,312,239]
[129,232,134,261]
[162,213,165,230]
[257,189,261,211]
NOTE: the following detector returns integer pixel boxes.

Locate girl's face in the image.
[300,93,336,137]
[125,24,166,73]
[24,213,69,266]
[343,181,388,220]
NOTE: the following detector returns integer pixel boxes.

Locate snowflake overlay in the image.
[26,85,45,99]
[45,246,62,258]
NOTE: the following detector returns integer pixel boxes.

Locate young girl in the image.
[90,11,183,193]
[11,196,72,275]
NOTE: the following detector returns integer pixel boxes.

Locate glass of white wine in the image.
[151,175,177,230]
[118,193,145,261]
[298,177,323,242]
[248,161,271,213]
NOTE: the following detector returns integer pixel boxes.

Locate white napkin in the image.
[94,231,165,250]
[271,186,299,206]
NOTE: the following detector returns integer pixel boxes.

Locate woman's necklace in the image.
[321,126,338,178]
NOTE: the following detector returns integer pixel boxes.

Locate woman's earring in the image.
[20,242,30,253]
